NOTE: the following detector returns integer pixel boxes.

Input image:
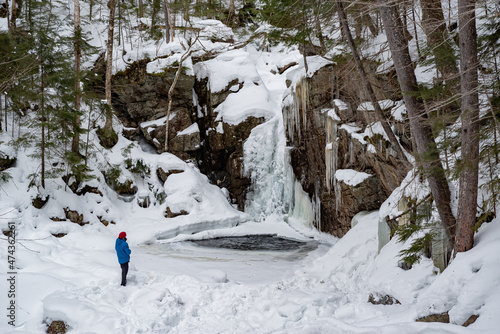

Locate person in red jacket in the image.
[115,231,131,286]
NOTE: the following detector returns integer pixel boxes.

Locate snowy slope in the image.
[2,211,499,333]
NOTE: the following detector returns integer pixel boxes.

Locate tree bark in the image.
[0,95,3,132]
[10,0,17,30]
[336,0,410,166]
[105,0,118,131]
[164,0,173,43]
[455,0,480,253]
[226,0,236,27]
[378,0,456,252]
[420,0,460,95]
[72,0,81,154]
[41,70,46,189]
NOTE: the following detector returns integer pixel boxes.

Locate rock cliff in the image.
[104,55,411,238]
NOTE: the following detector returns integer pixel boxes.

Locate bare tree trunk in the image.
[10,0,17,30]
[164,0,174,43]
[455,0,480,253]
[363,11,378,37]
[4,95,7,133]
[72,0,82,154]
[420,0,459,94]
[336,0,410,166]
[0,95,2,132]
[105,0,118,129]
[41,71,46,189]
[314,0,326,52]
[411,2,421,59]
[138,0,143,17]
[5,0,10,30]
[226,0,235,26]
[164,37,199,152]
[378,0,456,252]
[301,0,309,74]
[85,104,92,167]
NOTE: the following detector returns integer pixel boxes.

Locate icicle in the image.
[349,136,354,168]
[432,224,449,273]
[325,112,342,213]
[292,180,315,228]
[314,179,321,231]
[334,176,342,213]
[300,78,308,130]
[285,77,309,144]
[325,115,338,193]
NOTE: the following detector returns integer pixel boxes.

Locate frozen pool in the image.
[135,236,329,284]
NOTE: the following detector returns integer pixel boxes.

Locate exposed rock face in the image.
[0,151,16,171]
[112,59,195,125]
[33,194,49,209]
[46,320,67,334]
[368,293,401,305]
[416,312,450,323]
[106,54,410,236]
[111,59,199,157]
[165,207,189,218]
[191,76,264,210]
[284,64,411,237]
[157,168,184,183]
[64,208,89,226]
[108,59,263,210]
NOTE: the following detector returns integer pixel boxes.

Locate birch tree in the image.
[102,0,119,148]
[164,36,199,152]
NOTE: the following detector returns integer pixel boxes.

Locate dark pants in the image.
[120,262,129,286]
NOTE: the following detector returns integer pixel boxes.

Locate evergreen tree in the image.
[259,0,333,55]
[8,0,81,189]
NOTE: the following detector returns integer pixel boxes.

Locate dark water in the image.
[192,234,318,252]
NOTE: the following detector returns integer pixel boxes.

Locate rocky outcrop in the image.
[108,57,263,210]
[194,76,263,209]
[0,151,16,171]
[104,52,410,235]
[46,320,67,334]
[284,64,411,237]
[33,194,49,209]
[368,293,401,305]
[111,59,199,157]
[64,208,89,226]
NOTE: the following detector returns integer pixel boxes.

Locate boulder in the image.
[165,207,189,218]
[33,194,49,209]
[0,151,16,171]
[157,168,184,183]
[64,208,89,226]
[416,312,449,323]
[368,293,401,305]
[46,320,67,334]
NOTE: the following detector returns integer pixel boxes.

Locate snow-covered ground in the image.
[2,210,499,333]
